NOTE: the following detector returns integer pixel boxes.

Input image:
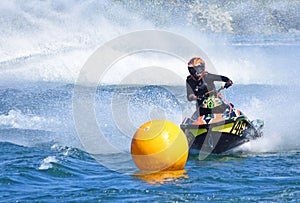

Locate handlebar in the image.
[217,86,225,93]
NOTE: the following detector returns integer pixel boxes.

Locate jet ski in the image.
[180,89,264,154]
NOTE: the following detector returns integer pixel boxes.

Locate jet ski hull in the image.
[180,116,263,154]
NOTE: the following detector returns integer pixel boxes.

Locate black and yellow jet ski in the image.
[180,92,264,154]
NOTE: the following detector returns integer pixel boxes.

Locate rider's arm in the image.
[206,73,230,82]
[186,78,197,101]
[207,73,233,88]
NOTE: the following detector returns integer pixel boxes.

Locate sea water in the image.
[1,1,300,202]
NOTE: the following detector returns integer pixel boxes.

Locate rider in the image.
[186,57,233,116]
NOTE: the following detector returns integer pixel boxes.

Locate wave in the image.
[0,108,81,148]
[0,0,300,85]
[228,85,300,152]
[0,109,59,131]
[122,0,300,34]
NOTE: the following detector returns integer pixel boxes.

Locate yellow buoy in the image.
[131,120,189,172]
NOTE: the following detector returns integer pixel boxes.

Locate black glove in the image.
[224,80,233,89]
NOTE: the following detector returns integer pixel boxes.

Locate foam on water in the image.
[1,2,300,201]
[0,109,59,131]
[0,1,300,154]
[1,0,300,85]
[38,156,58,170]
[232,86,300,152]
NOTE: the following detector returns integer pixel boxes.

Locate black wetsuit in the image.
[186,73,230,116]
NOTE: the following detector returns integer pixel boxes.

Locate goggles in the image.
[194,64,205,73]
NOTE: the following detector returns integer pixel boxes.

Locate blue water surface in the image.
[0,84,299,202]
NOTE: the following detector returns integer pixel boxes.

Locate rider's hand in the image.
[224,80,233,89]
[188,94,197,101]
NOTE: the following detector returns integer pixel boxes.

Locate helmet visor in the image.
[194,64,205,73]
